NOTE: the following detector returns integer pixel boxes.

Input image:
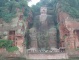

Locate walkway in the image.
[26,53,68,59]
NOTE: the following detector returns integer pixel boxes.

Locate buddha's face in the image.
[40,7,47,14]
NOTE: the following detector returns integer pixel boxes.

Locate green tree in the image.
[0,39,18,52]
[59,0,79,18]
[32,0,79,19]
[0,0,29,22]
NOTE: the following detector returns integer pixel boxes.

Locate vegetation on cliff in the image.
[0,0,29,22]
[32,0,79,19]
[59,0,79,18]
[0,39,18,52]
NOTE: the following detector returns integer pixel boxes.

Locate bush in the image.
[6,46,18,52]
[0,39,18,52]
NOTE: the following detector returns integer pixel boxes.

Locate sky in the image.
[28,0,40,7]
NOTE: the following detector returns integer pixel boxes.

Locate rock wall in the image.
[29,28,38,49]
[58,11,79,50]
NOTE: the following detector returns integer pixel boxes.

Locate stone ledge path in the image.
[26,53,68,59]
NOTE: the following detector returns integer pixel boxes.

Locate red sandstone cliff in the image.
[58,11,79,50]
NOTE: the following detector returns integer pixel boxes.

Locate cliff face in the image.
[0,9,27,53]
[26,6,79,53]
[58,11,79,51]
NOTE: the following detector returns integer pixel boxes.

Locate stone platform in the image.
[26,48,68,59]
[26,53,68,59]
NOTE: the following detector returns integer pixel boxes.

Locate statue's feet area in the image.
[27,48,66,53]
[26,48,69,59]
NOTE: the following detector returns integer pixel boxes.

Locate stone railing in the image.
[26,47,66,54]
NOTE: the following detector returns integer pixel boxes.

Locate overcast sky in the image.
[28,0,40,7]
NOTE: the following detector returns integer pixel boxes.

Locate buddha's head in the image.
[40,7,47,14]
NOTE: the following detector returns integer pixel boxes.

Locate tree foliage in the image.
[0,39,18,52]
[6,46,18,52]
[0,0,29,22]
[32,0,79,19]
[59,0,79,18]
